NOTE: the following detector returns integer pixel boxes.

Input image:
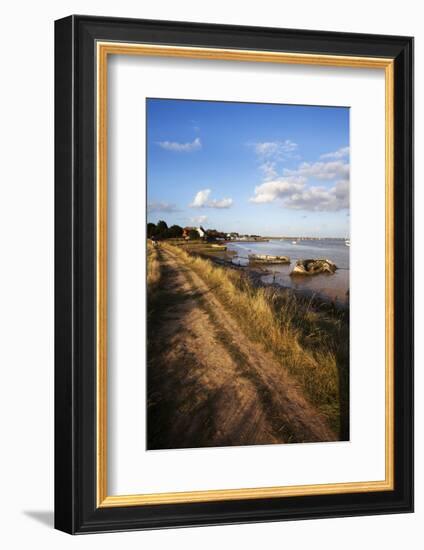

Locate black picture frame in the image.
[55,14,414,534]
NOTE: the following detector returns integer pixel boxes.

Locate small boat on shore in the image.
[248,254,290,264]
[210,244,227,250]
[290,258,337,276]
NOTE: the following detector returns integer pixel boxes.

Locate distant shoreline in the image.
[225,239,269,243]
[223,237,348,242]
[265,237,348,241]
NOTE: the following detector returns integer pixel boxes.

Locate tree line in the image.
[147,220,228,241]
[147,220,183,239]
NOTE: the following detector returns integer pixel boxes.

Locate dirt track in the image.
[147,246,336,450]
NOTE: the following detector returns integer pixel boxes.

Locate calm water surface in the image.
[227,239,350,304]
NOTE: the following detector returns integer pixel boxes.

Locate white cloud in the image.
[250,156,349,212]
[320,146,350,160]
[191,215,208,224]
[252,139,298,161]
[259,161,278,181]
[190,189,211,207]
[284,160,349,181]
[283,179,349,212]
[208,197,233,208]
[157,137,201,152]
[147,201,180,213]
[189,188,233,209]
[249,177,306,204]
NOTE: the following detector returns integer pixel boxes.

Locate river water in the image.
[227,239,350,304]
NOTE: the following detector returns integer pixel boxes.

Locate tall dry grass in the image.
[164,242,348,435]
[147,241,160,290]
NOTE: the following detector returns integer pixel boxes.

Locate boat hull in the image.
[248,254,290,264]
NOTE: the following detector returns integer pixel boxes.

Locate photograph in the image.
[146,98,350,450]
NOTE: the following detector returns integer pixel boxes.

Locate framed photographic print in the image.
[54,15,414,533]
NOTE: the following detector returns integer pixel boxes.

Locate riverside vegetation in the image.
[147,240,349,448]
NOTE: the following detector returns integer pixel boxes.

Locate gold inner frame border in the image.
[96,42,394,508]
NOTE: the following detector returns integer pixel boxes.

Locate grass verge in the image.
[147,241,160,290]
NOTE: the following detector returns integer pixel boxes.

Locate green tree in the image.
[167,224,183,238]
[147,222,157,238]
[156,220,168,235]
[188,229,199,240]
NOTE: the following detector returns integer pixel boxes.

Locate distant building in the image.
[182,226,196,239]
[182,226,206,240]
[226,232,239,240]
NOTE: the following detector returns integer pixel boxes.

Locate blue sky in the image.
[147,98,350,237]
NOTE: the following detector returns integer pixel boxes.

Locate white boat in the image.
[292,240,297,245]
[345,238,351,247]
[248,254,290,264]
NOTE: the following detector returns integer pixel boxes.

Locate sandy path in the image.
[147,246,336,450]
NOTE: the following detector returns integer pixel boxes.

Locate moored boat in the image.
[248,254,290,264]
[290,258,337,276]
